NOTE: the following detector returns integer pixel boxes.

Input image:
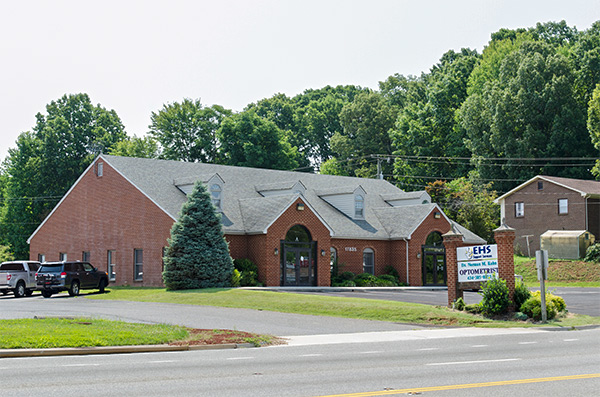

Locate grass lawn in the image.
[0,317,279,349]
[87,287,600,328]
[514,255,600,287]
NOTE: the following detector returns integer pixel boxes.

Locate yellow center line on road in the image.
[316,373,600,397]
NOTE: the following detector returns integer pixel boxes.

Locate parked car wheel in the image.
[14,281,26,298]
[98,279,107,293]
[68,281,80,297]
[41,290,53,298]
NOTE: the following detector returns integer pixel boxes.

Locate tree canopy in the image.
[1,93,125,258]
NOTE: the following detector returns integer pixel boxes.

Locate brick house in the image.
[495,175,600,256]
[28,155,484,287]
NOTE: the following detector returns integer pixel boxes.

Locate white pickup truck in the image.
[0,261,40,298]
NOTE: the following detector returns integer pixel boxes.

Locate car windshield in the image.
[39,265,63,272]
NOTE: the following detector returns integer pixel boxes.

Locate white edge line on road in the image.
[427,358,520,366]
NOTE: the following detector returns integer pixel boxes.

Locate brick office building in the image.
[28,155,484,287]
[495,175,600,256]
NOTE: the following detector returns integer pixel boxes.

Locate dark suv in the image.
[36,261,109,298]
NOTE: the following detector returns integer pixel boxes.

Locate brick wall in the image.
[264,198,332,286]
[504,181,588,255]
[29,160,174,287]
[30,160,465,288]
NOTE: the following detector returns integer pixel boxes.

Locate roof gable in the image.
[497,175,600,202]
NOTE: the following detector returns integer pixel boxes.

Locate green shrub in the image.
[231,269,241,287]
[513,280,532,310]
[519,291,566,321]
[514,312,529,321]
[337,280,356,287]
[465,303,481,314]
[584,243,600,262]
[354,273,378,287]
[234,258,258,273]
[340,271,355,281]
[376,274,398,286]
[453,297,466,311]
[383,265,400,279]
[479,277,511,317]
[232,259,261,286]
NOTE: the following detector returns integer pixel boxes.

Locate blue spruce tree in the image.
[162,181,233,290]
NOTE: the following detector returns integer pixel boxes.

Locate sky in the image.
[1,0,599,161]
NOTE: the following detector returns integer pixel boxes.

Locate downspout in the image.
[585,196,589,231]
[404,238,409,285]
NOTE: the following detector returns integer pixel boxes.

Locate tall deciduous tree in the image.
[108,135,160,158]
[217,111,300,170]
[325,91,397,178]
[391,49,480,187]
[149,99,231,163]
[162,181,233,290]
[0,93,125,258]
[460,40,595,191]
[588,84,600,178]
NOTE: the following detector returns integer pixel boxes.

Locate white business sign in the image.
[457,244,498,282]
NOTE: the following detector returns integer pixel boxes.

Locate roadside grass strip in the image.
[87,287,600,328]
[0,318,188,349]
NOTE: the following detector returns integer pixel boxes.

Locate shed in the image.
[540,230,595,259]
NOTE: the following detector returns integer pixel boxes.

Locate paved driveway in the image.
[0,293,427,336]
[288,287,600,317]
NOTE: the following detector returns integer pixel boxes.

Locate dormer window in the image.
[210,184,222,211]
[355,195,364,218]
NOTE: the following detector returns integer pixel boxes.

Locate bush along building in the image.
[27,155,485,287]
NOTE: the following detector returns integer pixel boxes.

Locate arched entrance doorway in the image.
[422,231,446,285]
[281,225,316,286]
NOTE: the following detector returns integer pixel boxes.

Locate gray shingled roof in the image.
[102,155,484,242]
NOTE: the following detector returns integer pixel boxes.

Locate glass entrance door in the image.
[422,248,446,286]
[282,246,315,286]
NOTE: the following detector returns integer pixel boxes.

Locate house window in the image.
[538,181,543,190]
[96,162,103,177]
[210,184,222,210]
[134,249,143,281]
[59,252,67,261]
[38,254,45,263]
[162,247,167,272]
[355,195,364,218]
[330,247,337,271]
[363,248,374,275]
[515,202,524,218]
[82,251,90,262]
[558,198,568,215]
[107,250,116,281]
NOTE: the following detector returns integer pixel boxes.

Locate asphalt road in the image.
[1,325,599,396]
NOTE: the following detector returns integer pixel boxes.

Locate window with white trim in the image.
[210,183,222,211]
[107,250,116,281]
[558,198,568,215]
[363,248,374,275]
[355,195,364,218]
[134,249,143,281]
[515,202,524,218]
[59,252,67,261]
[96,162,103,177]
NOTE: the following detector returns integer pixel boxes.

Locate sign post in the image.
[536,250,549,323]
